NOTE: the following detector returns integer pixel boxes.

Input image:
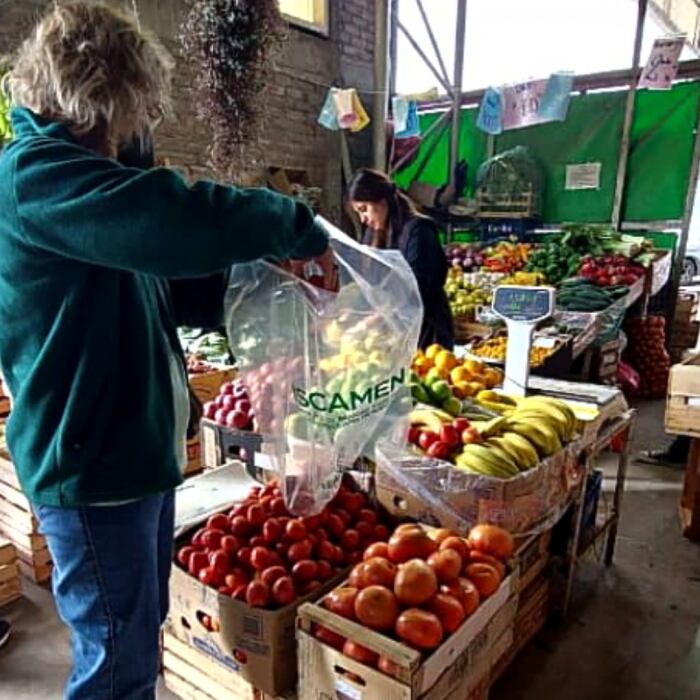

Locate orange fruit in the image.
[482,368,503,388]
[425,344,443,360]
[413,356,433,376]
[450,366,472,384]
[434,350,458,372]
[452,381,471,399]
[464,359,486,375]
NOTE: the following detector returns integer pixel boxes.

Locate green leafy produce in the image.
[0,72,12,145]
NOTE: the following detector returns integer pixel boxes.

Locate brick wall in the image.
[0,0,378,220]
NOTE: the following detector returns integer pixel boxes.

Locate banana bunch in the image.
[409,407,452,433]
[454,396,576,479]
[475,390,518,415]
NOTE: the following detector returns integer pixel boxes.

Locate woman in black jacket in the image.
[348,168,454,350]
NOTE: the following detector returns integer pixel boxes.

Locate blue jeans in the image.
[33,491,175,700]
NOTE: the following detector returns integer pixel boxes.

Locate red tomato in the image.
[230,504,247,519]
[207,514,230,532]
[249,535,266,548]
[285,520,308,542]
[232,584,248,601]
[355,521,373,540]
[347,551,363,566]
[237,547,252,568]
[427,549,463,584]
[362,557,397,588]
[191,528,207,548]
[357,508,378,526]
[259,495,274,514]
[313,624,345,651]
[272,576,296,606]
[201,528,225,550]
[378,656,400,678]
[247,504,266,528]
[262,518,282,544]
[355,585,399,631]
[270,497,289,517]
[220,535,239,554]
[300,580,322,595]
[324,586,358,619]
[198,566,218,586]
[288,540,313,562]
[363,542,390,561]
[224,568,248,590]
[275,542,290,558]
[317,540,336,562]
[218,586,233,596]
[177,546,196,567]
[343,640,378,666]
[261,565,287,587]
[340,530,360,551]
[326,514,344,538]
[334,508,352,526]
[292,559,318,583]
[209,550,230,575]
[315,527,329,542]
[302,514,322,531]
[395,609,443,650]
[188,551,209,576]
[230,516,248,536]
[428,593,466,633]
[374,524,389,540]
[317,559,333,580]
[250,546,272,572]
[246,580,271,608]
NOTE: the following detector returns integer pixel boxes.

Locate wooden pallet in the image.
[0,455,52,584]
[162,632,284,700]
[0,539,22,607]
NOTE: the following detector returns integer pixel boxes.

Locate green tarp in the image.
[396,81,700,224]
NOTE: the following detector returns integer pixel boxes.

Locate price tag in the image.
[492,286,554,323]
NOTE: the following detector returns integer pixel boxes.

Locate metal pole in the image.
[611,0,648,228]
[416,0,451,88]
[398,21,454,97]
[388,0,399,98]
[449,0,467,186]
[390,107,453,174]
[668,96,700,334]
[373,0,390,171]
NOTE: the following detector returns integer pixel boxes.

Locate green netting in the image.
[396,82,700,224]
[393,108,488,196]
[623,82,700,222]
[495,91,626,222]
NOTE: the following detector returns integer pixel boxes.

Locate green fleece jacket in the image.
[0,108,328,506]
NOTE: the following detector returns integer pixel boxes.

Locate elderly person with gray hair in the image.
[0,2,334,697]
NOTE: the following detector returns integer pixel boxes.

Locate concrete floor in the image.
[0,400,698,699]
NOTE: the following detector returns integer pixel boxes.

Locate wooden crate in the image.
[297,574,517,700]
[0,453,52,584]
[666,353,700,438]
[185,436,203,478]
[0,538,22,607]
[162,632,286,700]
[189,367,237,405]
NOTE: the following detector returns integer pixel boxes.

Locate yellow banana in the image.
[457,443,519,478]
[492,434,538,470]
[503,420,555,457]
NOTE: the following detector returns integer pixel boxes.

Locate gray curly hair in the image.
[2,1,173,148]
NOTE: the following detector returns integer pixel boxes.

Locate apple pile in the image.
[407,416,481,461]
[312,523,514,674]
[203,377,256,432]
[176,478,390,609]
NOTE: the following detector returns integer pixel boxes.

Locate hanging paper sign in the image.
[317,87,340,131]
[565,162,601,190]
[476,87,503,135]
[333,89,358,129]
[501,78,549,130]
[539,72,574,122]
[392,95,410,133]
[395,100,419,139]
[350,90,371,132]
[639,36,685,90]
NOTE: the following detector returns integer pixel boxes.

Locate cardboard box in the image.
[162,631,288,700]
[200,419,263,473]
[168,549,345,696]
[514,529,551,594]
[185,436,203,478]
[297,575,518,700]
[665,354,700,437]
[189,367,237,404]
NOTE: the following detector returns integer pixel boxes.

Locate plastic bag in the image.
[225,217,422,515]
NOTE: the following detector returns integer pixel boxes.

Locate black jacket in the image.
[364,217,454,350]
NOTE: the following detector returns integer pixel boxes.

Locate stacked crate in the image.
[671,292,700,364]
[0,538,22,607]
[0,453,52,584]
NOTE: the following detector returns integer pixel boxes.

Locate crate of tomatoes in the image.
[167,477,391,697]
[297,523,518,700]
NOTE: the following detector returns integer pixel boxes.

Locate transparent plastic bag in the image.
[224,217,422,515]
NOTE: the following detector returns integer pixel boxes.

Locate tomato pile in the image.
[579,255,645,287]
[176,479,390,610]
[313,523,514,672]
[625,315,670,399]
[203,378,256,431]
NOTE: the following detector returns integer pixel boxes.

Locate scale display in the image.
[493,286,553,323]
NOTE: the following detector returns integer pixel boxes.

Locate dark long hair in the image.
[347,168,421,247]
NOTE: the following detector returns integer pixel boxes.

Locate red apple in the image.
[407,425,421,445]
[233,385,249,400]
[214,408,229,425]
[440,425,461,448]
[235,399,252,415]
[452,417,470,433]
[203,401,217,419]
[228,410,250,430]
[221,382,234,396]
[221,395,236,411]
[418,431,439,451]
[427,441,452,460]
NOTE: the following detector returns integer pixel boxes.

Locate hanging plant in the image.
[180,0,286,177]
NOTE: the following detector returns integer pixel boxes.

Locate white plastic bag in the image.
[225,217,422,515]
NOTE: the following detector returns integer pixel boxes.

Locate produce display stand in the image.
[561,409,636,615]
[665,355,700,540]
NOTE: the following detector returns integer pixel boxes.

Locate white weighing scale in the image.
[492,285,555,396]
